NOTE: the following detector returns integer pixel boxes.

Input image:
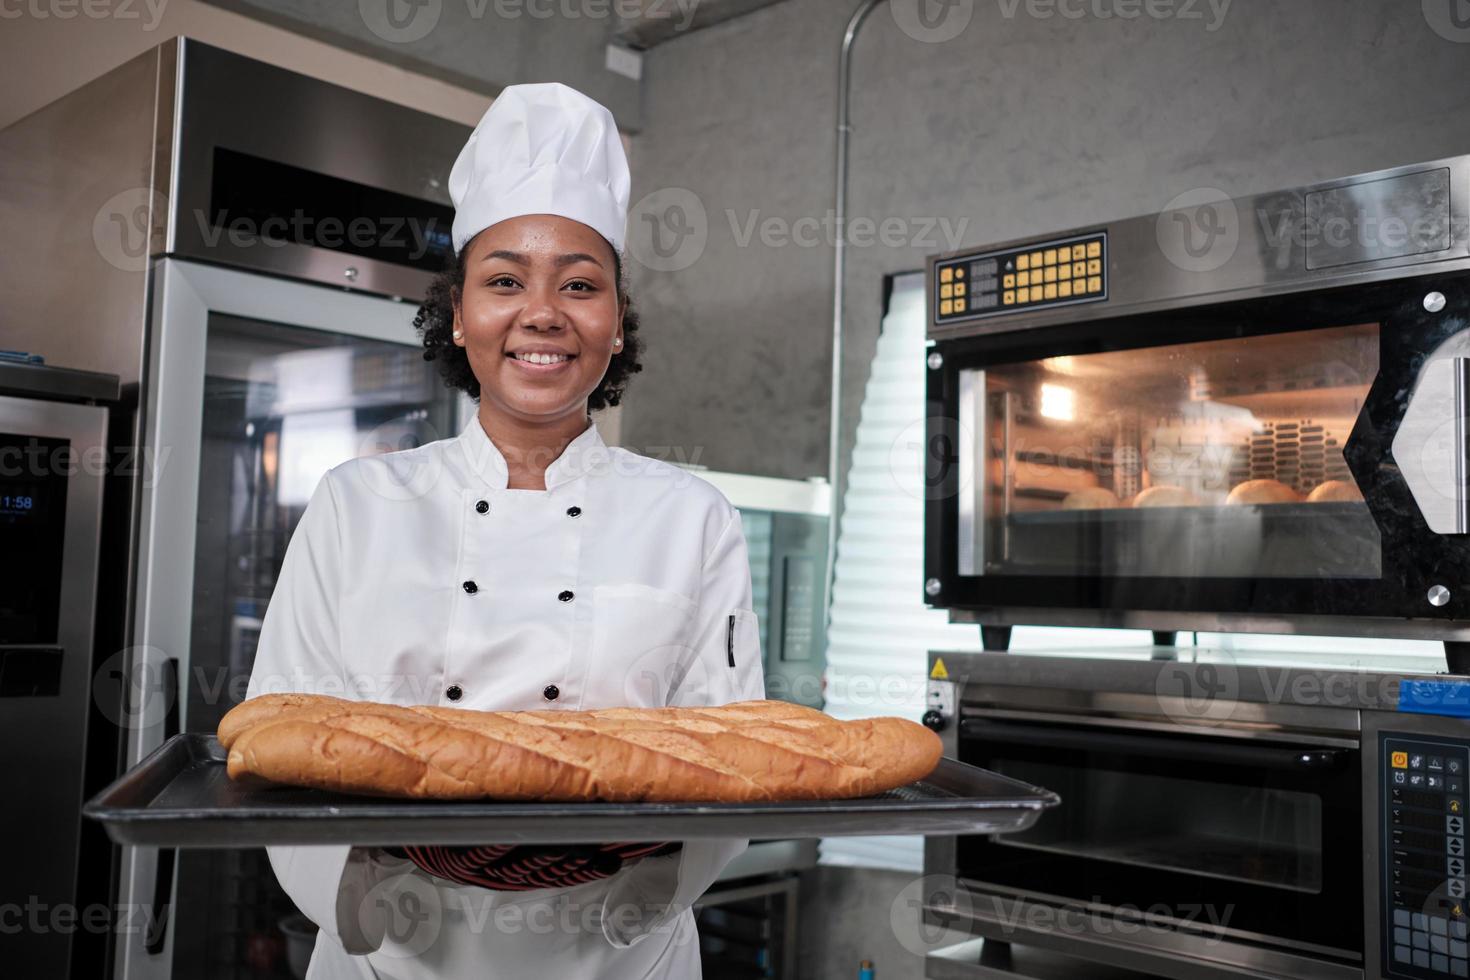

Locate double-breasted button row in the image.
[474,500,577,517]
[448,683,552,702]
[464,581,573,602]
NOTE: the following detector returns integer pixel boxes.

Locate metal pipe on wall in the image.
[826,0,888,635]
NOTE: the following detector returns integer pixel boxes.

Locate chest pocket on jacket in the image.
[588,583,699,707]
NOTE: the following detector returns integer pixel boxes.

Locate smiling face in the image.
[452,214,626,427]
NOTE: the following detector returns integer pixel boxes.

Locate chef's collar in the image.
[455,415,609,490]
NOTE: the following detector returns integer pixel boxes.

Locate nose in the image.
[515,282,570,332]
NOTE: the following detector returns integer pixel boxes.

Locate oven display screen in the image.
[935,232,1107,323]
[1383,734,1470,979]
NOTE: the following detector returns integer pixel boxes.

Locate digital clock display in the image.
[0,433,68,645]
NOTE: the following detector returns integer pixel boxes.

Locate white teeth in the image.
[513,352,571,365]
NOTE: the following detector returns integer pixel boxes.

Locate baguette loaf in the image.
[218,694,943,802]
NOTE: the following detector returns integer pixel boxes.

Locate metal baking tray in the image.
[84,734,1059,848]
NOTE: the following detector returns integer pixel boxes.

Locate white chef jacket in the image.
[243,415,767,980]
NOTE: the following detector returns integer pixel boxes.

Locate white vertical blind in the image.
[819,274,982,871]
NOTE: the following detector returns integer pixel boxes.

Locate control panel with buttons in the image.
[1385,734,1470,979]
[934,232,1107,324]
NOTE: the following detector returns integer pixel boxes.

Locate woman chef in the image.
[243,82,766,979]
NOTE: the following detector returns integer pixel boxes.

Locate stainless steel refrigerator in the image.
[0,362,117,979]
[1,38,470,979]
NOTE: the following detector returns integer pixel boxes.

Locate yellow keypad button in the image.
[940,299,953,315]
[1059,281,1073,298]
[955,283,966,297]
[1087,276,1102,294]
[1087,241,1101,258]
[1003,290,1015,305]
[1072,244,1086,260]
[1058,264,1072,280]
[1017,287,1030,303]
[1003,274,1015,289]
[1017,254,1030,271]
[940,283,954,299]
[1087,258,1102,275]
[1044,267,1057,283]
[1029,252,1044,268]
[956,267,965,279]
[940,267,953,283]
[1073,262,1086,278]
[1392,751,1409,769]
[1044,248,1057,266]
[1043,283,1058,300]
[1017,271,1031,287]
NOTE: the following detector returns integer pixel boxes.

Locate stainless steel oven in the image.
[922,649,1470,980]
[921,155,1470,656]
[918,153,1470,980]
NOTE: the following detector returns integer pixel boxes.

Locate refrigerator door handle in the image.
[142,657,178,956]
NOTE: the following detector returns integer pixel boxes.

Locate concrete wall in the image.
[620,0,1470,484]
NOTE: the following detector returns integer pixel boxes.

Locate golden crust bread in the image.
[1061,486,1121,510]
[1306,479,1363,503]
[1226,479,1302,505]
[219,694,943,802]
[1133,485,1200,508]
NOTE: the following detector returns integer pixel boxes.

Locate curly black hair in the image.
[413,236,643,411]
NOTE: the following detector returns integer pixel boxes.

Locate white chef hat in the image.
[448,83,630,256]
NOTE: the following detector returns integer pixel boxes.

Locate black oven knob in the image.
[921,709,947,733]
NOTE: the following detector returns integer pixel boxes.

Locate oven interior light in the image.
[1040,383,1076,421]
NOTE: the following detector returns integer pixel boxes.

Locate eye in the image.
[485,275,521,289]
[563,279,598,293]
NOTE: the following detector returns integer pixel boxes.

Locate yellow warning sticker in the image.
[930,657,949,680]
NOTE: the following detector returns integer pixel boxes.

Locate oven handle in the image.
[959,719,1346,770]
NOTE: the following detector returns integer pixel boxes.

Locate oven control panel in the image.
[1383,734,1470,979]
[933,232,1107,324]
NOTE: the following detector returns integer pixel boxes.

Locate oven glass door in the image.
[957,718,1363,957]
[959,322,1379,580]
[926,269,1470,622]
[170,313,458,980]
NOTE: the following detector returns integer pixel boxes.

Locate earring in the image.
[613,337,622,347]
[453,330,463,339]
